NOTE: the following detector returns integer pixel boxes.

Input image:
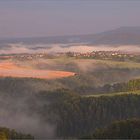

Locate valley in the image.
[0,51,140,139]
[1,0,140,139]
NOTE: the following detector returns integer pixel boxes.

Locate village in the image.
[0,50,137,62]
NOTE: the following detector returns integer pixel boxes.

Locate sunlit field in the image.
[0,60,75,79]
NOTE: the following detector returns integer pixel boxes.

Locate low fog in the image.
[0,92,56,138]
[0,43,140,54]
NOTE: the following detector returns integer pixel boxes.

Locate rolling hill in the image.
[0,26,140,46]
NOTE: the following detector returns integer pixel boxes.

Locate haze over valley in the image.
[1,0,140,139]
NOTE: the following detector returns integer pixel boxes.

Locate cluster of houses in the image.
[0,51,135,60]
[63,51,134,58]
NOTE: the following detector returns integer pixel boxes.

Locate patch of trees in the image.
[1,78,140,138]
[69,78,140,95]
[0,127,34,140]
[58,68,140,95]
[93,79,140,94]
[84,118,140,139]
[35,90,140,138]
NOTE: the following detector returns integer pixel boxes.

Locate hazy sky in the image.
[0,0,140,38]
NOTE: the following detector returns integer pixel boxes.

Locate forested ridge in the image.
[87,78,140,95]
[0,77,140,138]
[46,93,140,137]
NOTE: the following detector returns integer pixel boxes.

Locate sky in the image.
[0,0,140,38]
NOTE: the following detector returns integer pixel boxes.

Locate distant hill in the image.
[91,26,140,45]
[0,26,140,46]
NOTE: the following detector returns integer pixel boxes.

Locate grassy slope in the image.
[14,57,140,70]
[84,90,140,97]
